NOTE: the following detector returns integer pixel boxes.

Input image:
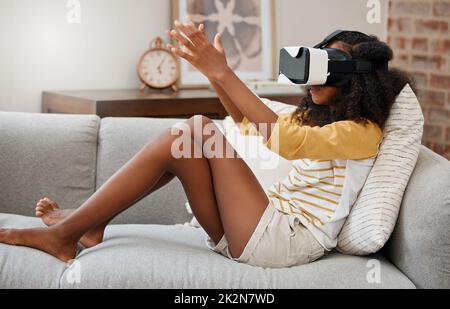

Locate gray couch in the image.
[0,112,449,289]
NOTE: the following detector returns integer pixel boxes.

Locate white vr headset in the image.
[278,30,386,87]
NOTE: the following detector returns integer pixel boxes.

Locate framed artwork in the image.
[171,0,277,89]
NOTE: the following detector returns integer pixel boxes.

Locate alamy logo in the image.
[367,0,382,24]
[366,259,382,284]
[66,0,81,24]
[169,117,280,170]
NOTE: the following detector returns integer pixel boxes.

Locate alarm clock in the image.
[137,37,180,92]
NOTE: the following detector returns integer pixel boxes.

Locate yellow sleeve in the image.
[239,116,260,136]
[239,113,293,137]
[264,114,384,161]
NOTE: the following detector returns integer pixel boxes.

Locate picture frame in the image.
[170,0,277,89]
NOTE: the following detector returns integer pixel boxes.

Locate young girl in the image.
[0,18,411,268]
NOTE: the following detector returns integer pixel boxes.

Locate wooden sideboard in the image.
[42,89,304,119]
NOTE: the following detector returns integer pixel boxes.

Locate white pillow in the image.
[182,98,297,228]
[337,84,425,255]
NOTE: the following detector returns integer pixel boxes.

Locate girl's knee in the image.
[185,115,218,139]
[186,115,213,129]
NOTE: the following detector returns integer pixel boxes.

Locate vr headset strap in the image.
[329,60,373,73]
[314,29,374,49]
[314,30,347,48]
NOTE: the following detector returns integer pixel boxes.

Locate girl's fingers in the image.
[186,15,204,35]
[214,33,225,54]
[168,43,194,58]
[174,20,194,37]
[186,15,196,28]
[174,20,202,46]
[170,46,194,62]
[175,18,207,47]
[166,29,195,51]
[169,45,193,59]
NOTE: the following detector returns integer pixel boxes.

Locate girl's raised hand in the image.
[166,16,230,82]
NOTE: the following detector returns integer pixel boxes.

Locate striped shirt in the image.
[240,113,384,250]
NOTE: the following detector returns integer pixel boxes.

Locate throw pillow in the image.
[337,84,425,255]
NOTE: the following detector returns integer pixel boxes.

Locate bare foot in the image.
[0,227,77,262]
[36,198,105,248]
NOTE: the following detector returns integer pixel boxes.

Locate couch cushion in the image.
[385,146,450,289]
[97,118,196,225]
[65,226,415,289]
[0,112,99,217]
[0,214,415,289]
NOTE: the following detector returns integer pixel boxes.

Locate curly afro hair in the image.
[294,31,414,130]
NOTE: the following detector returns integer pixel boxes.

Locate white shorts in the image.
[205,204,326,269]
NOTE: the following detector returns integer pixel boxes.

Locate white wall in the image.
[0,0,387,113]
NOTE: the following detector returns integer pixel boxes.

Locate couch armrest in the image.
[385,146,450,289]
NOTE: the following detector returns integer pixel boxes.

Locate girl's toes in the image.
[36,203,46,213]
[38,200,52,212]
[35,206,44,217]
[44,198,59,210]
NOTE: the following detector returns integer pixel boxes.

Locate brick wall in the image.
[388,0,450,159]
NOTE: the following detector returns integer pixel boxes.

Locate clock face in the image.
[138,49,179,89]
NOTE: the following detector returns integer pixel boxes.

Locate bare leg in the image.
[187,116,270,257]
[35,173,176,248]
[0,121,226,260]
[0,116,269,261]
